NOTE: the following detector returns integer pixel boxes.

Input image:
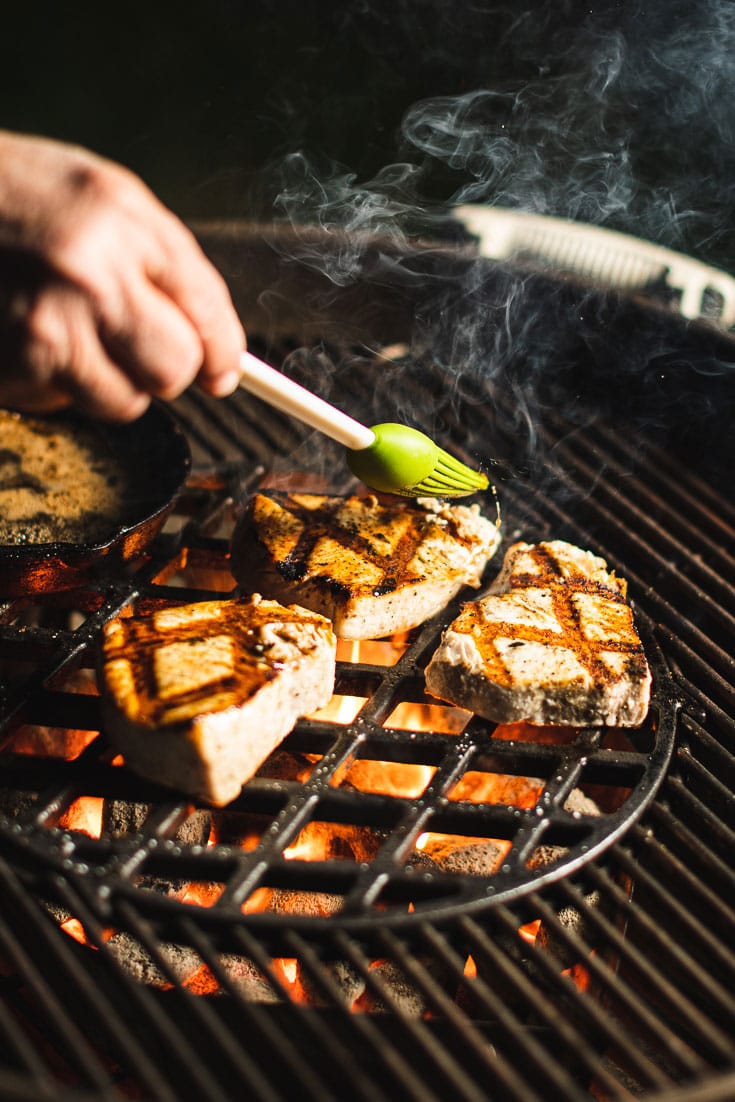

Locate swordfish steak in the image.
[425,540,651,726]
[230,491,501,640]
[99,594,336,806]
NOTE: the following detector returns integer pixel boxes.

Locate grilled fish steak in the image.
[230,491,501,640]
[425,540,651,726]
[99,594,336,806]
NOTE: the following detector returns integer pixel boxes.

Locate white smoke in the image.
[263,0,735,478]
[273,0,735,267]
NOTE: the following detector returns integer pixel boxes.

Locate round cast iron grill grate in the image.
[0,591,677,939]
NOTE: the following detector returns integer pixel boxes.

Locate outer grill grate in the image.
[1,234,734,1100]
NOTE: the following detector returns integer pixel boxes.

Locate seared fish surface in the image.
[230,492,501,639]
[99,594,336,806]
[425,540,651,726]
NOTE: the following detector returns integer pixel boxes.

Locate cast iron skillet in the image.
[0,401,191,597]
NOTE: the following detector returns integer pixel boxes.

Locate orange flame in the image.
[48,634,597,1004]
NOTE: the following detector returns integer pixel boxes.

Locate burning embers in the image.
[0,457,674,1027]
[0,627,632,1014]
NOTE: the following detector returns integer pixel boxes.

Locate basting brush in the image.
[237,351,488,498]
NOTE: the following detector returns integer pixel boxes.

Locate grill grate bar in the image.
[564,867,733,1070]
[0,858,172,1099]
[533,883,694,1087]
[170,916,305,1102]
[274,932,403,1102]
[173,386,330,477]
[555,436,731,595]
[590,421,735,562]
[621,428,735,533]
[548,406,735,531]
[677,711,735,792]
[662,637,735,718]
[608,841,735,1018]
[377,923,539,1102]
[644,1074,735,1102]
[422,917,621,1102]
[52,875,248,1102]
[227,924,391,1102]
[338,736,478,915]
[543,418,735,605]
[0,979,61,1098]
[290,928,455,1102]
[56,875,271,1101]
[214,792,323,910]
[487,899,676,1095]
[656,777,735,876]
[330,926,517,1102]
[427,349,732,547]
[109,897,264,1102]
[171,390,288,468]
[644,801,734,918]
[458,909,619,1100]
[673,746,735,828]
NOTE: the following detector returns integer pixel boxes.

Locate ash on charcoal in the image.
[41,898,75,926]
[0,786,38,820]
[217,954,280,1003]
[103,801,212,897]
[102,930,281,1001]
[268,888,344,918]
[529,788,601,966]
[102,801,212,845]
[354,960,427,1016]
[419,836,507,877]
[354,957,458,1017]
[106,932,203,988]
[297,956,366,1008]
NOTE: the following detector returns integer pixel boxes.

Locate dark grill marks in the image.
[266,492,436,594]
[277,494,344,581]
[100,598,328,726]
[531,544,640,690]
[457,542,647,691]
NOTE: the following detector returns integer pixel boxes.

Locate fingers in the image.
[1,281,153,422]
[94,239,244,406]
[61,201,245,405]
[99,277,206,401]
[144,211,246,396]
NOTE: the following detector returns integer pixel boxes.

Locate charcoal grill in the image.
[0,218,733,1101]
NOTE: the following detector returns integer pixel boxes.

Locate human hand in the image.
[0,130,245,420]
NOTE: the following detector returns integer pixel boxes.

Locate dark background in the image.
[2,1,734,271]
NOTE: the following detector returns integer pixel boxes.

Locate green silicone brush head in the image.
[346,423,489,498]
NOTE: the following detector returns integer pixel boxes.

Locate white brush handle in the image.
[238,351,375,450]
